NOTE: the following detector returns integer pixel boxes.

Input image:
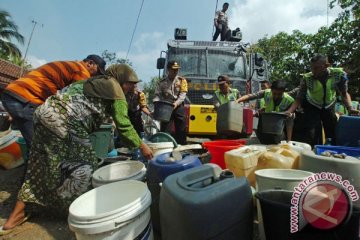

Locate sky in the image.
[2,0,342,85]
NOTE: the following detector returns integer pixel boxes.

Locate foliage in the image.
[0,9,24,61]
[253,1,360,97]
[143,76,160,104]
[101,50,132,66]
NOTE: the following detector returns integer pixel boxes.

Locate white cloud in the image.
[230,0,343,43]
[27,55,47,68]
[119,32,168,83]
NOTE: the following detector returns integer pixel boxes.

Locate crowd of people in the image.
[0,56,154,235]
[0,25,359,237]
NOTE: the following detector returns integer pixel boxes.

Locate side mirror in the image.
[255,53,264,67]
[156,58,166,69]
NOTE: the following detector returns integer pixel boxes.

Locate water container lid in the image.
[92,161,145,183]
[68,180,151,234]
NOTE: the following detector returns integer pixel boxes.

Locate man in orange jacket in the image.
[1,54,106,151]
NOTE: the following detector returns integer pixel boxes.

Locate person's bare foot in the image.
[2,201,27,230]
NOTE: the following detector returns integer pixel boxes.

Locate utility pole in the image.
[327,0,329,27]
[19,19,43,77]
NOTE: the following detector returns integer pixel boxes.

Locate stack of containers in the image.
[224,145,267,187]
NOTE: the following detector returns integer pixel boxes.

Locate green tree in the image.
[0,9,24,61]
[101,50,132,66]
[253,0,359,97]
[143,76,160,105]
[254,30,312,89]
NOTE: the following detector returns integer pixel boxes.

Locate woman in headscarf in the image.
[0,64,153,235]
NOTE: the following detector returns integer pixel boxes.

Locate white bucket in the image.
[147,142,174,157]
[92,161,146,188]
[255,168,313,191]
[69,180,153,240]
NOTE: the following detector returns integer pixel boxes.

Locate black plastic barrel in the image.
[0,112,10,131]
[256,190,360,240]
[259,112,287,135]
[153,101,173,122]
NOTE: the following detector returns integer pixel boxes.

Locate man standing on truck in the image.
[286,54,359,146]
[212,2,229,41]
[213,75,240,110]
[153,61,188,145]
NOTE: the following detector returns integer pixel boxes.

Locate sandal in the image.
[0,214,30,236]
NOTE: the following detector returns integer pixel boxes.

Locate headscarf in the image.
[83,64,139,100]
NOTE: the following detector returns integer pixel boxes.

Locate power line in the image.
[126,0,145,61]
[20,19,43,77]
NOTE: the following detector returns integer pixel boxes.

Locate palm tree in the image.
[0,9,24,60]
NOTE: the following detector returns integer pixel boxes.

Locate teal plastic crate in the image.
[89,124,113,158]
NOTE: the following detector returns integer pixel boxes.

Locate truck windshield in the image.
[167,48,246,79]
[208,50,246,79]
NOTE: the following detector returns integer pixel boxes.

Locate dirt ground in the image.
[0,166,76,240]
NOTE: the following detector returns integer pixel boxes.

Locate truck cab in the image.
[156,29,268,136]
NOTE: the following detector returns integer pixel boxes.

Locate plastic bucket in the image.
[203,140,246,169]
[15,137,28,162]
[259,112,287,135]
[147,142,174,157]
[255,169,313,191]
[256,190,360,240]
[0,112,10,131]
[69,180,153,240]
[153,101,173,122]
[89,124,113,158]
[92,161,146,188]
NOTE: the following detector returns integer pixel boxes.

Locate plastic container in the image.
[92,161,146,188]
[314,145,360,158]
[153,101,174,122]
[256,190,360,240]
[68,180,153,240]
[257,146,300,170]
[203,139,246,169]
[0,131,24,169]
[279,140,312,153]
[243,107,254,135]
[160,164,253,240]
[89,124,113,158]
[225,145,267,186]
[216,101,243,134]
[255,169,313,191]
[0,112,10,131]
[148,132,178,147]
[16,137,28,162]
[147,142,174,157]
[300,150,360,207]
[336,115,360,147]
[146,152,202,235]
[259,112,287,134]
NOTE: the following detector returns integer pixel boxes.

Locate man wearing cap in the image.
[153,61,188,145]
[1,54,106,150]
[213,75,240,110]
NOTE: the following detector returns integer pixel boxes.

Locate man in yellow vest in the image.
[237,80,295,142]
[286,54,359,146]
[255,80,271,110]
[213,75,240,109]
